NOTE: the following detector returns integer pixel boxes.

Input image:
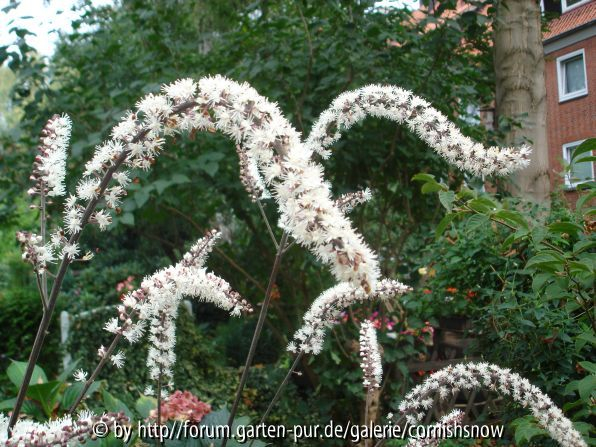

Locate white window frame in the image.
[556,49,588,102]
[562,0,591,13]
[562,139,594,188]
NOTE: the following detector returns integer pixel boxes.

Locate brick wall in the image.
[544,35,596,197]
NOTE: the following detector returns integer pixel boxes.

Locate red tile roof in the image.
[544,1,596,41]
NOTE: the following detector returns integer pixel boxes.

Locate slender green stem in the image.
[156,370,163,447]
[364,391,372,447]
[257,200,278,250]
[8,101,197,435]
[67,333,122,415]
[221,232,288,447]
[248,351,304,446]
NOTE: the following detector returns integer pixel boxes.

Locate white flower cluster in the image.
[236,144,269,202]
[197,76,380,292]
[305,85,532,176]
[289,279,411,355]
[334,188,372,214]
[0,411,128,446]
[16,231,55,273]
[54,76,380,292]
[405,410,464,447]
[29,114,71,198]
[73,369,88,382]
[101,230,251,383]
[397,362,587,447]
[359,321,382,390]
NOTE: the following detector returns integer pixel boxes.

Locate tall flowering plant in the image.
[3,75,586,447]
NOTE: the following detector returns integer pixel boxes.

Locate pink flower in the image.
[149,390,211,423]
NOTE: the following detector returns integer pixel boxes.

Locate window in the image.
[563,140,594,188]
[562,0,591,13]
[557,49,588,102]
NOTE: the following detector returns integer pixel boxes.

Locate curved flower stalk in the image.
[107,230,251,381]
[396,362,586,447]
[404,410,464,447]
[0,411,128,446]
[289,279,411,355]
[57,76,379,292]
[305,85,532,176]
[68,230,251,414]
[360,321,382,390]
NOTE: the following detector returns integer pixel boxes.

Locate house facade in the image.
[414,0,595,197]
[543,0,596,195]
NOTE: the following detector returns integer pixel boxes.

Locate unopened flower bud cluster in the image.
[397,362,586,447]
[405,409,464,447]
[0,411,128,446]
[359,321,382,390]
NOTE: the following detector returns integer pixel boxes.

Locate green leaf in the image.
[153,179,174,194]
[456,187,475,201]
[532,273,552,292]
[577,375,596,400]
[438,190,455,211]
[548,222,583,236]
[103,390,133,419]
[135,395,157,419]
[27,381,61,417]
[134,188,151,208]
[468,197,497,213]
[7,360,47,389]
[435,213,456,239]
[0,398,16,411]
[526,251,565,271]
[411,173,436,183]
[574,240,596,254]
[57,359,81,382]
[512,416,549,445]
[575,155,596,164]
[170,173,191,184]
[61,381,101,411]
[579,361,596,374]
[120,212,135,226]
[493,209,529,230]
[571,138,596,161]
[575,331,596,351]
[421,181,444,194]
[465,214,489,233]
[576,191,596,210]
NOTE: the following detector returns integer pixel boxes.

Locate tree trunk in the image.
[494,0,550,203]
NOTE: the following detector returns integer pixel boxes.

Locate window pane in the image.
[566,0,583,6]
[564,56,586,94]
[568,144,594,184]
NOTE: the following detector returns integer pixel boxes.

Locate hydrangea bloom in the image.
[149,390,211,423]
